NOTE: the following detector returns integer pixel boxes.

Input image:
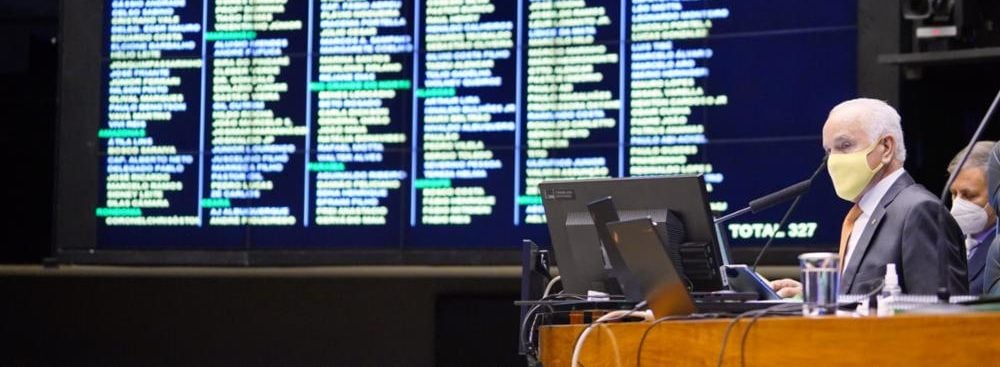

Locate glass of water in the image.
[798,252,839,316]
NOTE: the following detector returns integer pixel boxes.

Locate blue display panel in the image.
[97,0,856,251]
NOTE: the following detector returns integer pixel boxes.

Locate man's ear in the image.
[881,135,895,163]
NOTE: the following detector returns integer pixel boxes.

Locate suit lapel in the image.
[841,173,915,293]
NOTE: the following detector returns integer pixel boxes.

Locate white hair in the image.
[947,141,996,175]
[828,98,907,162]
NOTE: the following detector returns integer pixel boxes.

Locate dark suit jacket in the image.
[984,237,1000,294]
[840,172,969,295]
[985,142,1000,294]
[968,230,995,295]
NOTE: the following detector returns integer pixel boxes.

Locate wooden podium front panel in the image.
[539,313,1000,366]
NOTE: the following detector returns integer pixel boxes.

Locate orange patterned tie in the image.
[838,204,863,272]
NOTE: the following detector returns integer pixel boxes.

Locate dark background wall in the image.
[1,0,999,365]
[0,267,523,366]
[0,0,58,263]
[903,64,1000,196]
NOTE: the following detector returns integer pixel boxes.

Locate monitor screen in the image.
[539,174,725,294]
[55,0,857,263]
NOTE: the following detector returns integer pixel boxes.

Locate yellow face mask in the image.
[827,139,886,202]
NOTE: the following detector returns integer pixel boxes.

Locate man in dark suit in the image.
[985,239,1000,294]
[946,141,997,295]
[983,142,1000,294]
[771,98,968,296]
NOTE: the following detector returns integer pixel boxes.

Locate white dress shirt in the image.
[843,168,906,270]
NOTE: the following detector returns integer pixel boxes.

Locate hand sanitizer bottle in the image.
[877,263,902,316]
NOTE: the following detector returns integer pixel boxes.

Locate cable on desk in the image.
[734,282,890,367]
[715,303,801,367]
[543,275,562,298]
[569,301,648,367]
[519,293,588,362]
[596,323,624,367]
[635,313,726,367]
[735,304,801,367]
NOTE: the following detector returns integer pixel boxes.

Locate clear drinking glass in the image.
[798,252,840,316]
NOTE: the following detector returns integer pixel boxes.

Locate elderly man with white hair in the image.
[771,98,968,297]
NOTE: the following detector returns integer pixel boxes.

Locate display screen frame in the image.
[53,0,898,266]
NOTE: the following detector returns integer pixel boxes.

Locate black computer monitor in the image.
[539,175,728,295]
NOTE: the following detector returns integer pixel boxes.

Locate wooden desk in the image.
[539,312,1000,366]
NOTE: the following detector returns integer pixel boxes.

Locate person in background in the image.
[982,142,1000,294]
[770,98,968,297]
[946,141,997,295]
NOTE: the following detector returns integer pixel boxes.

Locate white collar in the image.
[857,168,906,214]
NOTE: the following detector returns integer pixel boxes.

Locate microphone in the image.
[940,87,1000,201]
[715,157,827,224]
[710,156,827,272]
[748,179,813,215]
[937,87,1000,296]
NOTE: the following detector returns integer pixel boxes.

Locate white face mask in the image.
[951,197,989,236]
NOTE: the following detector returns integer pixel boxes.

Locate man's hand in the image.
[769,278,802,298]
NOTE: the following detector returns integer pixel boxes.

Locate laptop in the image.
[605,217,696,317]
[606,217,789,317]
